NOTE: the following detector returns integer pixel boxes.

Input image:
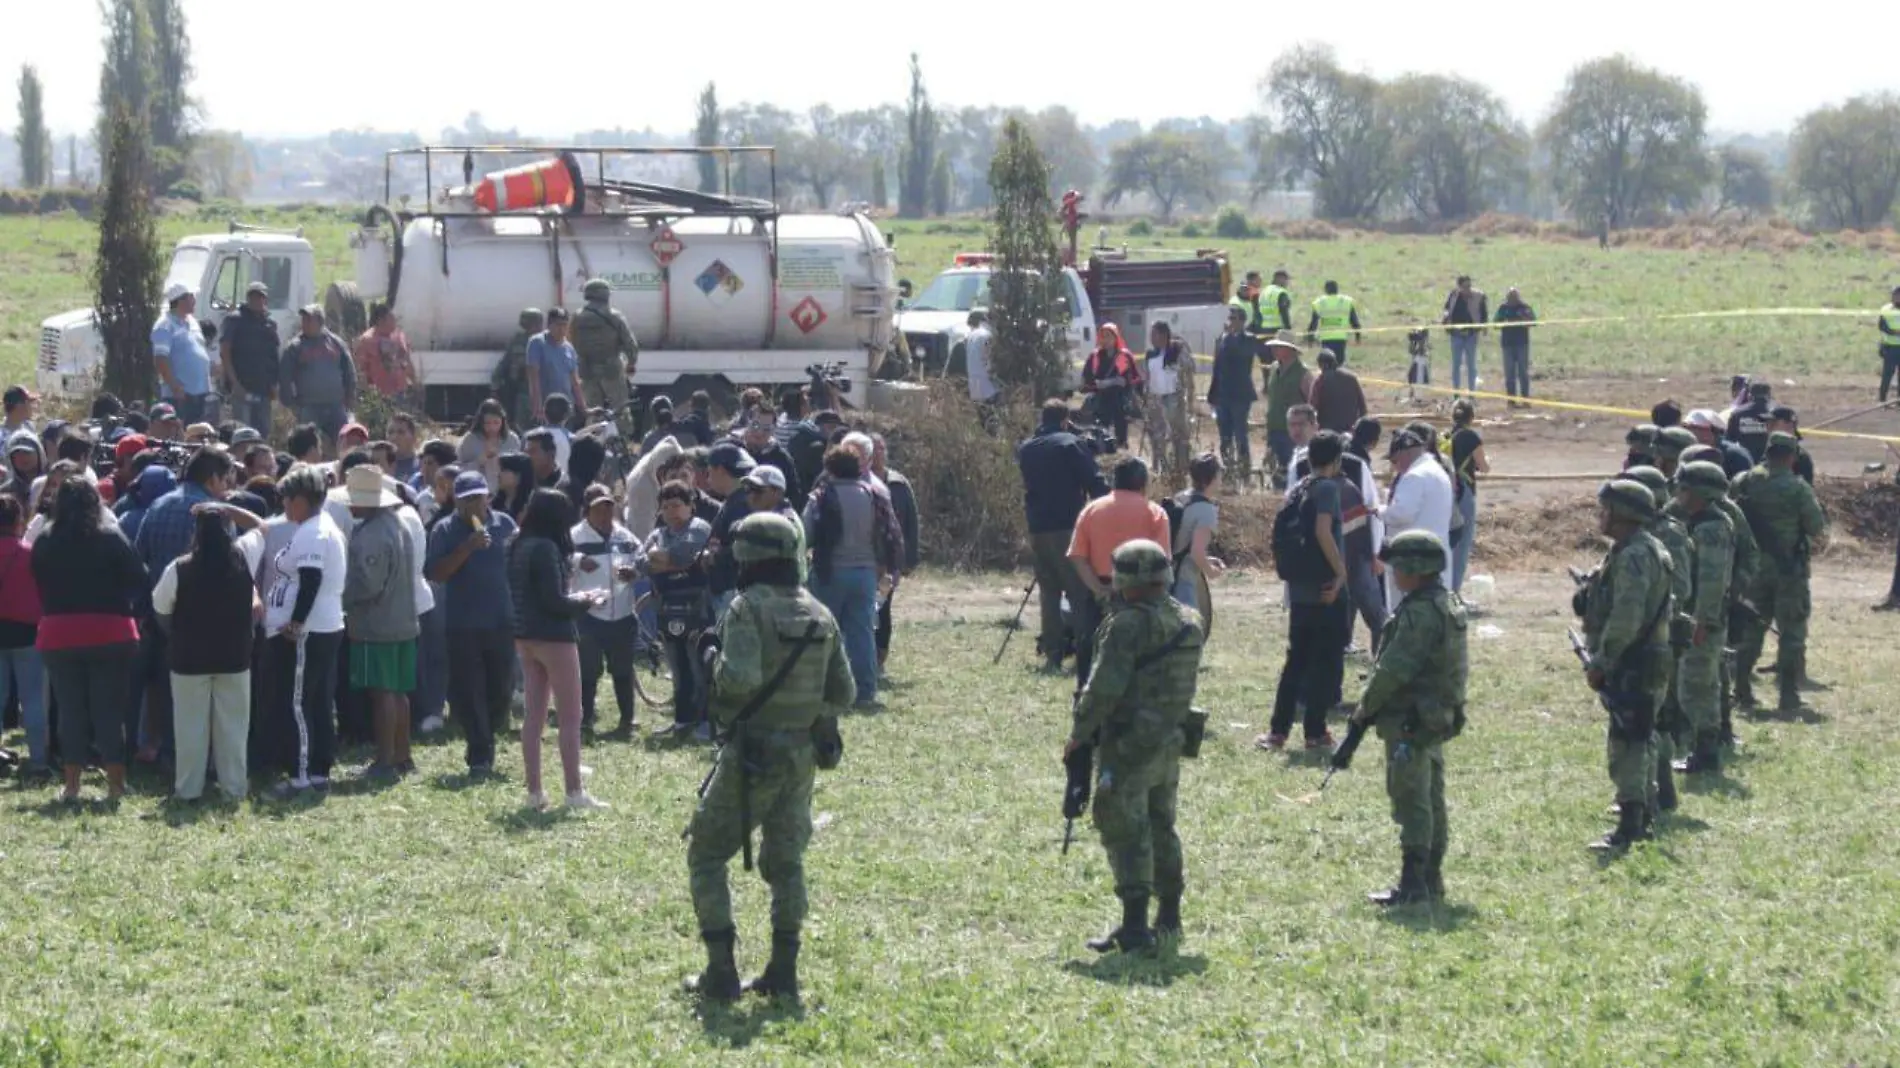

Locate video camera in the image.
[1071,421,1120,458]
[806,361,852,411]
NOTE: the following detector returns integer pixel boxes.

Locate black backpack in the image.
[1161,491,1207,567]
[1272,477,1328,582]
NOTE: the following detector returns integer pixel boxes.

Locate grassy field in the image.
[4,209,1898,400]
[3,568,1897,1065]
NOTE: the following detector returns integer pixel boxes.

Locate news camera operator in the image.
[637,480,715,742]
[1017,399,1110,674]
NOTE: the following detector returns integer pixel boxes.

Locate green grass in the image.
[3,569,1897,1065]
[3,209,1893,400]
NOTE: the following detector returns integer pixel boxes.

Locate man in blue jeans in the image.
[802,446,902,709]
[1441,276,1488,398]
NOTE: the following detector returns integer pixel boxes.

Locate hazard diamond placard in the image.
[650,226,685,267]
[789,296,828,334]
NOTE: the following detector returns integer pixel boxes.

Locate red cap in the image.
[114,434,149,466]
[339,423,369,441]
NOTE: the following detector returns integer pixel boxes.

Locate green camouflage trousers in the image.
[1733,571,1810,681]
[1655,655,1683,771]
[1384,737,1447,854]
[1609,731,1655,805]
[1678,625,1725,735]
[580,360,628,417]
[687,735,815,933]
[1091,736,1183,901]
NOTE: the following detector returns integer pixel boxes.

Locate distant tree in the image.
[946,106,1002,210]
[793,104,859,208]
[694,82,720,192]
[870,157,888,209]
[147,0,193,151]
[899,53,937,218]
[97,0,154,140]
[193,130,252,200]
[1788,95,1900,230]
[15,65,50,188]
[1103,129,1231,221]
[986,117,1067,399]
[1714,144,1776,217]
[1540,55,1709,231]
[94,104,162,400]
[1025,105,1098,199]
[68,134,80,187]
[722,103,800,200]
[1256,45,1394,220]
[1385,73,1527,221]
[929,151,952,215]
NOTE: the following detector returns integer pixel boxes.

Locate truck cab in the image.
[38,229,317,399]
[896,256,1095,379]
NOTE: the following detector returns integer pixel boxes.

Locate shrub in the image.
[166,179,205,202]
[1126,218,1154,237]
[1180,222,1204,238]
[1214,205,1262,240]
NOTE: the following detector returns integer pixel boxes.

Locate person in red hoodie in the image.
[1080,323,1144,449]
[0,497,46,777]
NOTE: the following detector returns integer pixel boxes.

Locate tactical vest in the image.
[1312,294,1354,341]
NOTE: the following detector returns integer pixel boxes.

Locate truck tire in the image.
[324,281,369,341]
[662,375,738,419]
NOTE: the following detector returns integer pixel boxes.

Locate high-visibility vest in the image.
[1260,284,1291,331]
[1313,294,1355,341]
[1882,303,1900,347]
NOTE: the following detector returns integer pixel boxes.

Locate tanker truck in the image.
[37,146,900,422]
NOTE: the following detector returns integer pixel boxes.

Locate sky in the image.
[3,0,1884,139]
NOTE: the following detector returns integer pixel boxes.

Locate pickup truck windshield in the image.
[910,272,991,312]
[164,247,210,300]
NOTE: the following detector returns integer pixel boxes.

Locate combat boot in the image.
[1777,654,1806,716]
[1367,849,1431,906]
[683,928,741,1002]
[1424,847,1447,900]
[1734,675,1757,711]
[1589,802,1651,852]
[1654,757,1678,812]
[1153,894,1182,939]
[742,930,801,1001]
[1086,894,1157,955]
[1678,731,1721,775]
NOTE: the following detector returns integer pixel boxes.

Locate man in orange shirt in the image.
[353,303,416,404]
[1067,455,1172,690]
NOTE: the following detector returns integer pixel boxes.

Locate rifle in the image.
[994,577,1039,665]
[1319,716,1374,792]
[1735,596,1779,637]
[1061,739,1093,854]
[682,621,822,872]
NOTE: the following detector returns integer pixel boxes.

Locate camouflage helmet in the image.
[583,278,611,301]
[730,512,801,565]
[519,307,545,331]
[1379,529,1447,577]
[1677,461,1730,501]
[1598,479,1658,523]
[1625,423,1658,450]
[1652,426,1697,461]
[1766,430,1800,456]
[1111,538,1172,592]
[1623,464,1670,508]
[1678,444,1721,468]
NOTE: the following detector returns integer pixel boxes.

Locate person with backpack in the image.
[1166,454,1224,624]
[1257,431,1351,753]
[1290,418,1387,654]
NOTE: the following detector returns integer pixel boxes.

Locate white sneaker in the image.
[418,715,445,734]
[565,791,610,811]
[526,792,549,810]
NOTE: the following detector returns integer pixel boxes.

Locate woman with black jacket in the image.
[31,479,147,802]
[508,489,610,811]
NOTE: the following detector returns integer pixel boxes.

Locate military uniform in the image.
[1730,433,1828,714]
[572,279,639,427]
[1072,539,1204,953]
[1672,462,1735,773]
[1581,480,1674,850]
[685,513,855,1002]
[1355,530,1467,906]
[1677,443,1760,728]
[1624,464,1692,811]
[493,308,543,430]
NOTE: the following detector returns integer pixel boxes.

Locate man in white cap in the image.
[740,464,806,578]
[1684,409,1754,479]
[1377,428,1454,610]
[152,283,216,423]
[340,464,419,780]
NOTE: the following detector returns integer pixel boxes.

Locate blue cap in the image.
[453,470,491,499]
[105,427,131,443]
[707,441,756,475]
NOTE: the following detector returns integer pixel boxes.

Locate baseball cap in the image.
[707,442,756,475]
[112,433,148,466]
[582,483,615,508]
[230,427,264,446]
[1770,404,1798,423]
[1387,428,1424,456]
[148,402,177,422]
[1684,409,1723,430]
[163,282,194,305]
[650,395,674,414]
[298,303,324,319]
[7,436,38,456]
[741,466,787,493]
[339,423,369,441]
[452,470,491,499]
[3,385,37,407]
[246,281,270,298]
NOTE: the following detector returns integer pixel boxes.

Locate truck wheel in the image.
[947,341,968,379]
[324,282,368,340]
[664,375,738,420]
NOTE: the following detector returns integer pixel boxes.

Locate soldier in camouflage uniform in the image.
[1730,432,1829,716]
[1678,443,1759,737]
[1624,423,1659,470]
[1650,426,1697,480]
[493,308,543,430]
[1349,530,1467,907]
[1069,538,1205,955]
[572,279,639,429]
[1623,464,1693,814]
[684,512,855,1003]
[1669,462,1735,774]
[1579,480,1674,852]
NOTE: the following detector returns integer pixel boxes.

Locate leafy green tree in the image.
[899,54,937,218]
[1103,129,1231,221]
[15,65,50,188]
[1385,73,1527,221]
[985,117,1067,399]
[1539,55,1709,231]
[1788,95,1900,230]
[694,82,720,192]
[929,151,951,216]
[1255,44,1394,220]
[94,104,162,400]
[1714,145,1776,217]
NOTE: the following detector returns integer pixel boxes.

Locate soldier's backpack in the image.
[1272,476,1328,582]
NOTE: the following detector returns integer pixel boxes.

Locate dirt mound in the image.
[1815,476,1899,555]
[1454,213,1581,242]
[1274,219,1341,241]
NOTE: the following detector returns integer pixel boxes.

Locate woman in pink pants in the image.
[506,488,610,810]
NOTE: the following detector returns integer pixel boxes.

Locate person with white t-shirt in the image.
[264,466,349,797]
[1378,429,1454,611]
[1143,322,1193,476]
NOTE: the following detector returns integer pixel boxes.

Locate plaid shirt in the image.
[133,481,214,591]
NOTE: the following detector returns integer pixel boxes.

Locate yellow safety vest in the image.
[1229,294,1260,335]
[1882,303,1900,348]
[1312,294,1355,342]
[1260,284,1290,331]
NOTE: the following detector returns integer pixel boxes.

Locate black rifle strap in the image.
[1133,624,1197,671]
[731,620,822,872]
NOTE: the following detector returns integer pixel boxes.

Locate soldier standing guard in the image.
[1621,464,1692,816]
[684,513,854,1004]
[572,278,639,431]
[1578,480,1674,853]
[1730,432,1828,717]
[1669,462,1735,775]
[1066,539,1205,955]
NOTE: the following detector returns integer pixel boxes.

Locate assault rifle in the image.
[1319,715,1373,792]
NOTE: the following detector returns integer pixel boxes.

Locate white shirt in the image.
[1145,351,1179,397]
[549,426,573,475]
[570,518,639,621]
[1383,456,1455,575]
[965,324,997,403]
[263,512,348,636]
